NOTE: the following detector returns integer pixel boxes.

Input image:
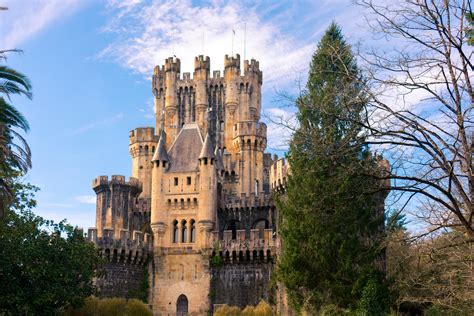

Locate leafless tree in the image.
[352,0,473,239]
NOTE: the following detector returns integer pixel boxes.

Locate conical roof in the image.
[199,133,216,160]
[214,146,224,170]
[152,134,169,162]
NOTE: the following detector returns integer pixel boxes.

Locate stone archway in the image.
[176,294,188,315]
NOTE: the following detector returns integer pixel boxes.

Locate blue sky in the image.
[1,0,379,229]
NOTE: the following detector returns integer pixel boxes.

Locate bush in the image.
[254,300,272,316]
[124,299,152,316]
[63,297,151,316]
[214,301,273,316]
[319,304,350,316]
[214,304,242,316]
[241,305,256,315]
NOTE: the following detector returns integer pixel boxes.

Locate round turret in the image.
[129,127,158,199]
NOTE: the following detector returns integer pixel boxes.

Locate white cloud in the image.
[98,0,321,90]
[0,0,85,49]
[72,112,124,135]
[74,195,96,204]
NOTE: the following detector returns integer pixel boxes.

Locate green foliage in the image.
[63,297,152,316]
[276,22,387,311]
[0,182,100,315]
[124,299,152,316]
[355,270,391,315]
[0,62,33,215]
[466,10,474,46]
[211,240,223,268]
[214,305,242,316]
[128,263,150,303]
[319,304,350,315]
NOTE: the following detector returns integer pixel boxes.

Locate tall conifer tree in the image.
[276,23,387,312]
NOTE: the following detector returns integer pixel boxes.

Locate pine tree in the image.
[276,22,387,312]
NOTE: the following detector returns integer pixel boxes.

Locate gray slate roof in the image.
[152,134,169,162]
[167,123,203,173]
[199,133,216,160]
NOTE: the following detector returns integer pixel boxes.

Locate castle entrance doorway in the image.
[176,294,188,315]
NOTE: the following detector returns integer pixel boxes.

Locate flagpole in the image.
[232,29,235,56]
[244,22,246,61]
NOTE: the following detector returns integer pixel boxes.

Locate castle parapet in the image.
[194,55,210,71]
[222,193,273,209]
[211,228,276,263]
[233,121,267,139]
[129,127,159,145]
[92,175,142,192]
[88,227,152,265]
[270,157,290,192]
[164,57,180,73]
[244,59,262,83]
[224,54,240,70]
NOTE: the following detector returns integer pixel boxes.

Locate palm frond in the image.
[0,66,32,99]
[0,97,30,131]
[0,80,32,98]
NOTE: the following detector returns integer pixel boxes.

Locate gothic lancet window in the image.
[181,220,187,243]
[173,220,178,243]
[190,219,196,243]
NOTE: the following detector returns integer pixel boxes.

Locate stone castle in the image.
[88,54,291,315]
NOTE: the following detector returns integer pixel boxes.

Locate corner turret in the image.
[194,55,210,134]
[129,127,158,199]
[164,57,181,146]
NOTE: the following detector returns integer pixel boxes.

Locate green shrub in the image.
[124,299,152,316]
[241,305,256,315]
[63,296,151,316]
[214,304,242,316]
[319,304,350,316]
[254,300,272,316]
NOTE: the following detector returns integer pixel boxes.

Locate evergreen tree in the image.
[276,22,387,312]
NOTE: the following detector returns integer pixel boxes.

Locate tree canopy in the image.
[276,22,388,313]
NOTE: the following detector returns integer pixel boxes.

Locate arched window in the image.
[176,294,188,316]
[172,220,178,243]
[190,219,196,243]
[255,179,259,196]
[181,220,187,243]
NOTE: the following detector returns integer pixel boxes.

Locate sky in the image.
[0,0,380,230]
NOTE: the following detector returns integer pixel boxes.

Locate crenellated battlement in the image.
[212,70,221,79]
[129,127,158,144]
[224,54,240,70]
[233,121,267,139]
[164,57,180,72]
[270,157,290,192]
[88,228,152,264]
[210,228,276,262]
[194,55,210,71]
[244,59,262,83]
[92,175,142,191]
[222,193,273,209]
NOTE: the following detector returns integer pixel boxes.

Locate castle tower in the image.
[223,54,241,155]
[129,127,159,199]
[194,55,210,134]
[92,175,142,239]
[150,132,169,247]
[197,132,217,247]
[164,57,180,147]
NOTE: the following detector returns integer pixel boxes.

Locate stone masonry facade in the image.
[88,55,290,315]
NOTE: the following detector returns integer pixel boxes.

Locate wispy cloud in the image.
[0,0,85,49]
[72,112,124,135]
[98,0,347,90]
[74,195,96,204]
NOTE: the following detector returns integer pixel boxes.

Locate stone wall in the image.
[210,262,273,309]
[96,262,148,298]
